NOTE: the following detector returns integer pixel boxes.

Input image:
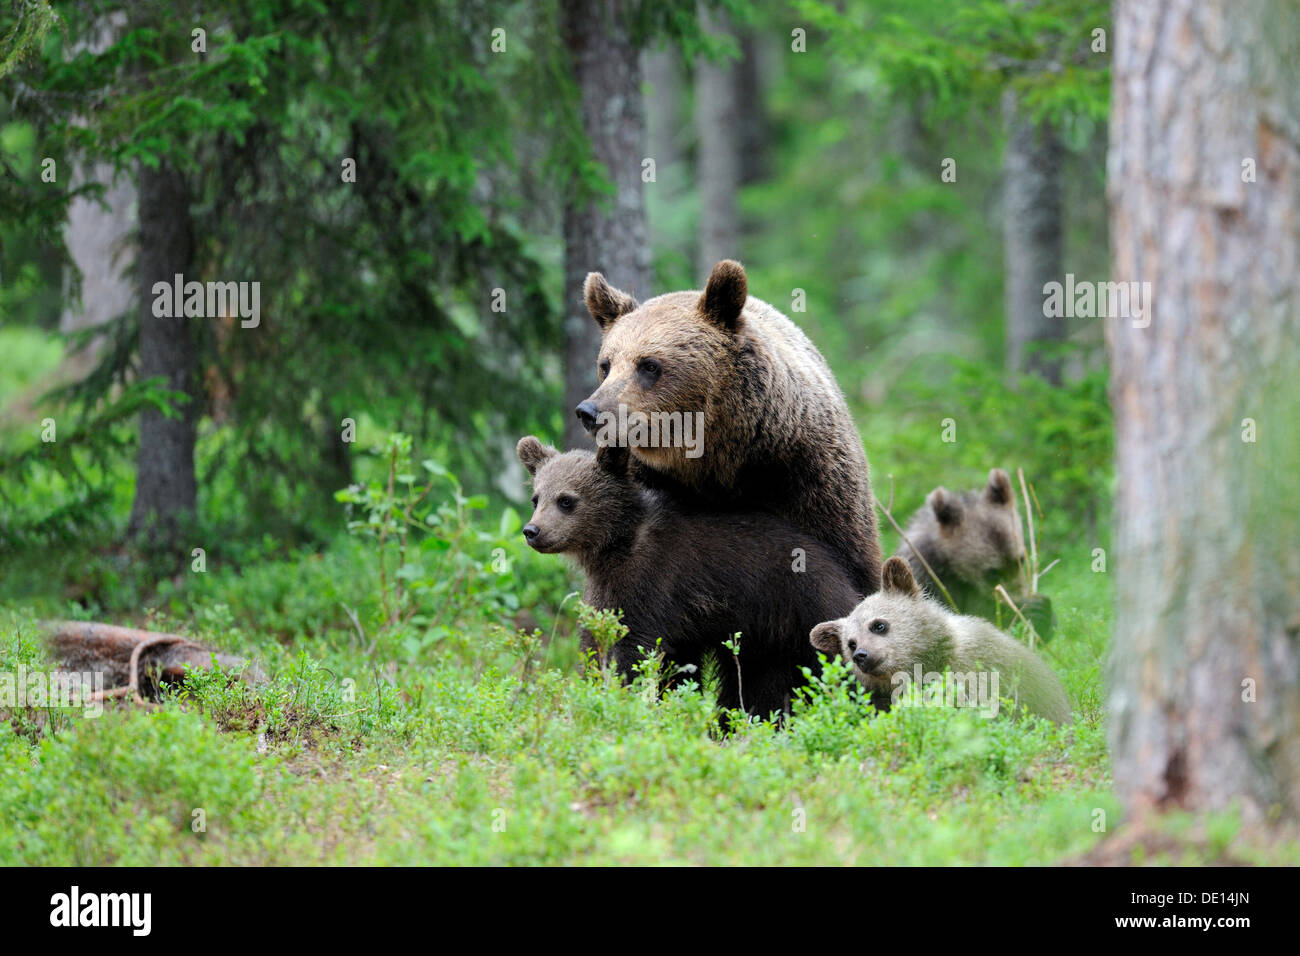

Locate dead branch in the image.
[876,476,958,610]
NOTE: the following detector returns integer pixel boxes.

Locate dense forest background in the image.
[0,0,1112,566]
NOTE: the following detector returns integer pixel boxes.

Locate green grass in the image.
[5,513,1300,865]
[0,540,1117,865]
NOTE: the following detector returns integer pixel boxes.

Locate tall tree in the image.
[1107,0,1300,821]
[61,13,134,365]
[695,4,739,274]
[126,160,197,546]
[1002,93,1064,384]
[561,0,651,451]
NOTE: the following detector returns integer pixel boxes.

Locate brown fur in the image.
[578,260,882,596]
[810,557,1071,723]
[518,436,862,717]
[893,469,1026,621]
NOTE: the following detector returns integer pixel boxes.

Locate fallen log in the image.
[40,620,265,702]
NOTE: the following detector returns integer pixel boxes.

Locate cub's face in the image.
[576,261,749,470]
[928,469,1026,588]
[810,592,922,693]
[516,438,631,556]
[810,557,935,693]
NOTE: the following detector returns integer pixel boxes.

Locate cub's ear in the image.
[595,442,629,476]
[809,619,843,654]
[516,436,558,476]
[928,487,960,526]
[697,259,747,332]
[584,272,638,332]
[984,468,1013,506]
[881,556,919,597]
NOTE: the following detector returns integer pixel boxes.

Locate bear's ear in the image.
[881,556,919,597]
[595,442,629,477]
[517,436,558,476]
[809,619,843,654]
[984,468,1013,506]
[928,488,961,526]
[584,272,638,332]
[697,259,747,332]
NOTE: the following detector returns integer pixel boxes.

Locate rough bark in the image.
[1107,0,1300,821]
[695,4,740,275]
[127,160,198,547]
[561,0,650,452]
[1003,92,1065,384]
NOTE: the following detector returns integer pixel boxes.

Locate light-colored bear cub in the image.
[809,557,1070,723]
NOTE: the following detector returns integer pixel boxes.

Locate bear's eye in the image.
[847,640,857,652]
[869,619,889,635]
[530,494,539,507]
[598,359,611,380]
[636,358,662,385]
[556,495,577,514]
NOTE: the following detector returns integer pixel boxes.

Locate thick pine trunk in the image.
[696,4,740,274]
[1107,0,1300,821]
[561,0,650,452]
[1003,93,1065,384]
[127,160,198,547]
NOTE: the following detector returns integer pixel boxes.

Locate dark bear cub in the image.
[894,469,1024,619]
[517,435,861,718]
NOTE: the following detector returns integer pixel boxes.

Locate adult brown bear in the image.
[575,259,882,596]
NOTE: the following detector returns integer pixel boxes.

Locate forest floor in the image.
[3,536,1295,866]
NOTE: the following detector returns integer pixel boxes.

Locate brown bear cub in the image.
[575,259,883,596]
[517,435,861,718]
[810,557,1070,723]
[894,469,1028,623]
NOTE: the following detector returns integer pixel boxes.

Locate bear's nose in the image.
[853,650,882,673]
[574,401,598,433]
[522,524,540,543]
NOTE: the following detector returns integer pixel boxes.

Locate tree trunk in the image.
[60,12,133,374]
[735,30,773,187]
[643,48,684,180]
[1107,0,1300,822]
[695,4,740,275]
[561,0,650,452]
[127,160,198,548]
[1003,92,1065,384]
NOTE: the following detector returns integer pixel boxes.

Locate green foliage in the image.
[797,0,1110,139]
[576,600,629,673]
[0,708,269,865]
[335,433,549,661]
[866,357,1113,552]
[0,376,184,551]
[0,0,61,79]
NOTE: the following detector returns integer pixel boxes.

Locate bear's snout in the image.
[522,523,541,546]
[853,649,883,674]
[575,400,599,433]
